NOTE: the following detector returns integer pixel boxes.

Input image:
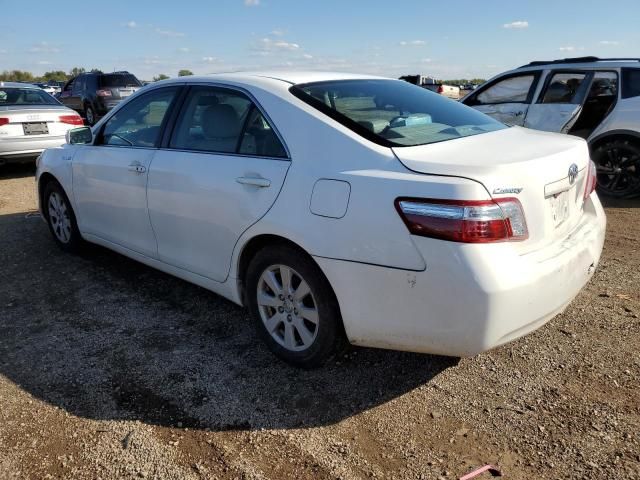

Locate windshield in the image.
[99,74,142,88]
[0,87,61,106]
[290,79,506,147]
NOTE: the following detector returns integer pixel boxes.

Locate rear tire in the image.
[84,105,96,126]
[43,181,82,253]
[246,244,346,368]
[592,138,640,198]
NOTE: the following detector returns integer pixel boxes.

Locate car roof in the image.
[0,81,40,89]
[516,57,640,72]
[155,71,392,87]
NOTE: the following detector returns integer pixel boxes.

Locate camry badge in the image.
[493,187,523,194]
[568,164,579,185]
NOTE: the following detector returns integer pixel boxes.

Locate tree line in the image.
[0,68,195,83]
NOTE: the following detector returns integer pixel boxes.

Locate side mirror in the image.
[66,126,93,145]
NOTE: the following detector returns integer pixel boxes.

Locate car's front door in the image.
[463,72,540,126]
[72,86,181,257]
[147,85,290,282]
[524,71,592,133]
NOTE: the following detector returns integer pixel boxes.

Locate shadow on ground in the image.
[599,194,640,209]
[0,162,36,180]
[0,210,455,431]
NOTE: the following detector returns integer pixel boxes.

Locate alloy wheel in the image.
[48,192,72,243]
[86,107,95,126]
[595,143,640,197]
[257,264,319,352]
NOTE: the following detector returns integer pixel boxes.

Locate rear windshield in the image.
[99,74,142,88]
[290,79,506,147]
[0,87,60,106]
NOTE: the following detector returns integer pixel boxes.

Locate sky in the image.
[2,0,640,81]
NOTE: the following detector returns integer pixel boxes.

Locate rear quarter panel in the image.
[230,81,491,280]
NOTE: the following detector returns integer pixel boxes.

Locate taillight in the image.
[0,118,9,127]
[584,160,597,201]
[437,85,444,94]
[395,197,528,243]
[59,114,84,126]
[96,89,112,97]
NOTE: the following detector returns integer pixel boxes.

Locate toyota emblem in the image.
[568,164,579,185]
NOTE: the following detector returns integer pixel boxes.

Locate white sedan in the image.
[35,72,606,367]
[1,82,83,165]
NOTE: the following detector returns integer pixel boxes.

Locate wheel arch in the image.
[235,234,331,307]
[588,129,640,152]
[38,172,62,219]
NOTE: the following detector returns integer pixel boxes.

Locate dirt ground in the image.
[0,163,638,480]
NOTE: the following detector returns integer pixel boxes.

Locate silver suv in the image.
[462,57,640,198]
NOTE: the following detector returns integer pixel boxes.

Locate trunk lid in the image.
[0,106,76,139]
[392,126,590,253]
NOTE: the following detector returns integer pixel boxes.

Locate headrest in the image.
[198,95,219,106]
[201,104,241,139]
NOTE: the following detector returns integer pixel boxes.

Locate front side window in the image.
[475,75,536,104]
[291,79,506,147]
[0,87,60,106]
[101,87,178,147]
[72,77,85,94]
[170,86,287,157]
[540,72,587,104]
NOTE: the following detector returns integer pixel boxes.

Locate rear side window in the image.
[621,68,640,99]
[540,72,587,104]
[100,87,178,147]
[99,74,142,88]
[475,75,536,104]
[170,86,287,157]
[291,79,505,147]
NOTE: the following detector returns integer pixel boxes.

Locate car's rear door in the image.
[463,72,540,126]
[72,86,181,257]
[68,76,84,112]
[524,70,592,133]
[147,84,290,282]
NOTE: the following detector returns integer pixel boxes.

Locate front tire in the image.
[246,245,345,368]
[592,138,640,198]
[43,181,82,252]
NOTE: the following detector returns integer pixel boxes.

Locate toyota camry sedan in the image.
[35,72,606,367]
[0,82,83,165]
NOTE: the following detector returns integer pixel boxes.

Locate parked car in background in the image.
[34,83,61,96]
[0,82,83,165]
[462,57,640,198]
[59,71,142,126]
[36,72,605,367]
[399,75,461,99]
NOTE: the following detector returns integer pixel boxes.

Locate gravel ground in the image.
[0,163,639,480]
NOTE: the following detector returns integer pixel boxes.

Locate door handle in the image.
[128,163,147,174]
[236,176,271,188]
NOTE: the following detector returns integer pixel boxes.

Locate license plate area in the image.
[549,190,570,228]
[23,122,49,135]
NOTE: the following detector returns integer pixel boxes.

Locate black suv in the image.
[59,71,142,126]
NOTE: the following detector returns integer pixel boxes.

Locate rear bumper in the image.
[315,194,606,357]
[0,136,66,162]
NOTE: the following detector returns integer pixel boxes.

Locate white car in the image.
[1,82,84,165]
[36,72,606,367]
